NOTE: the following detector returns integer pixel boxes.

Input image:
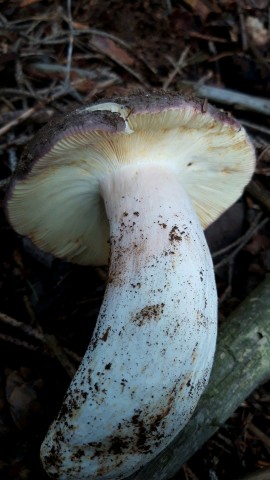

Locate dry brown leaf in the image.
[72,21,89,30]
[245,234,270,256]
[5,370,43,430]
[91,35,135,66]
[17,0,40,7]
[182,0,219,21]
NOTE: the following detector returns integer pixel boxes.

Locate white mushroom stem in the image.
[40,163,217,480]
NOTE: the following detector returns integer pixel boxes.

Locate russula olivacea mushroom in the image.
[5,92,255,480]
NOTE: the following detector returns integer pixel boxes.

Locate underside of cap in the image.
[6,92,256,265]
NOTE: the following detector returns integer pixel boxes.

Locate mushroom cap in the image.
[6,92,256,265]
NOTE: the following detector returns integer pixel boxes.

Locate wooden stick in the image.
[182,82,270,116]
[235,467,270,480]
[0,311,78,377]
[247,180,270,212]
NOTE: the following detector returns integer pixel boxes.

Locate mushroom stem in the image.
[41,163,217,480]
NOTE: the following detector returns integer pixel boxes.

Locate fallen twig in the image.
[0,86,74,137]
[247,181,270,212]
[239,119,270,137]
[235,466,270,480]
[0,312,43,342]
[0,333,42,352]
[163,47,190,90]
[64,0,74,88]
[42,333,77,378]
[247,422,270,448]
[237,2,249,51]
[0,106,36,137]
[214,215,269,271]
[0,311,79,376]
[181,82,270,116]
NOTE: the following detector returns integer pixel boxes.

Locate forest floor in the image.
[0,1,270,479]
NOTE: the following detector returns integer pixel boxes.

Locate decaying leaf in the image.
[91,35,135,66]
[246,16,270,46]
[5,369,44,430]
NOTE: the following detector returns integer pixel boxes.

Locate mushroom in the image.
[5,92,255,480]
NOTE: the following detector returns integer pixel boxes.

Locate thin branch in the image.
[0,312,43,341]
[0,86,74,137]
[214,216,269,271]
[163,47,190,90]
[247,181,270,212]
[235,467,270,480]
[239,119,270,137]
[247,422,270,448]
[212,212,264,260]
[0,311,77,377]
[181,81,270,116]
[0,333,42,352]
[189,31,227,43]
[0,87,43,99]
[64,0,74,88]
[237,1,248,51]
[0,106,36,137]
[42,333,77,378]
